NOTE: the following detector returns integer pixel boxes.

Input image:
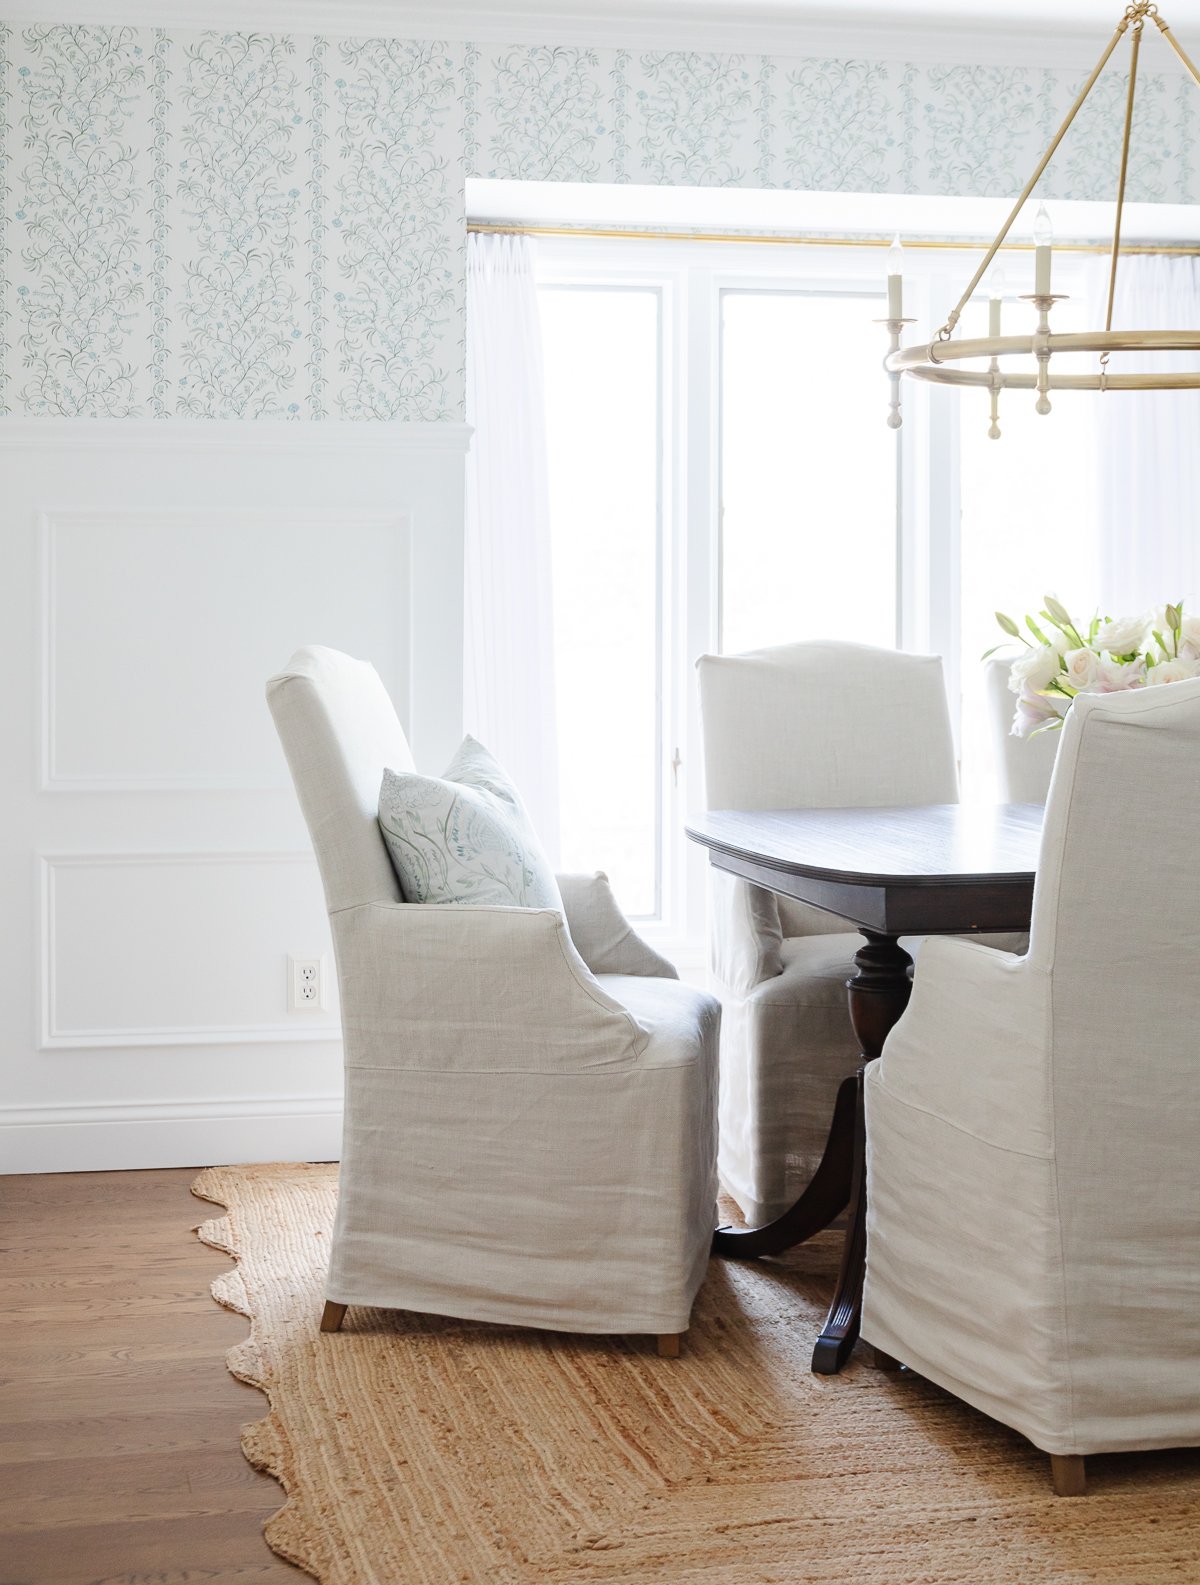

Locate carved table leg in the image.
[811,931,913,1375]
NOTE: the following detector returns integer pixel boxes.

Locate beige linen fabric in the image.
[696,642,959,1225]
[985,654,1060,803]
[267,648,719,1337]
[864,677,1200,1456]
[556,871,678,979]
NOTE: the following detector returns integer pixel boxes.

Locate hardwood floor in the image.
[0,1168,304,1584]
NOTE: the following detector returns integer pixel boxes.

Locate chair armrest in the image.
[555,871,678,979]
[332,900,647,1073]
[874,935,1052,1156]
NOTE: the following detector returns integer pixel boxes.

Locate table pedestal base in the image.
[709,929,914,1375]
[812,930,913,1373]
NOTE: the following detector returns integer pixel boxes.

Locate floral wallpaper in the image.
[0,22,1196,419]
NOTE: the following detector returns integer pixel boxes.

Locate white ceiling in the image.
[10,0,1200,67]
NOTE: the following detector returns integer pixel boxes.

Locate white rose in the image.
[1095,614,1148,656]
[1146,658,1199,687]
[1011,684,1068,738]
[1061,647,1101,692]
[1008,645,1063,695]
[1096,656,1147,692]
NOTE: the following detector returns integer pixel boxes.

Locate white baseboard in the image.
[0,1095,343,1174]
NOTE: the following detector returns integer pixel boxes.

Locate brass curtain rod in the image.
[466,221,1200,255]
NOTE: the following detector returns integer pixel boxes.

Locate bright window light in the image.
[958,290,1099,797]
[720,291,898,654]
[540,285,662,917]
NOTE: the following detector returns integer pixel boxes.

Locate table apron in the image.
[711,852,1036,936]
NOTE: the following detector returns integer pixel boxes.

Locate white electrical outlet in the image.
[288,955,326,1012]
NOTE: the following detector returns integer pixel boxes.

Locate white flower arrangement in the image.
[989,596,1200,738]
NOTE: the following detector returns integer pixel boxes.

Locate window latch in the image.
[671,747,682,787]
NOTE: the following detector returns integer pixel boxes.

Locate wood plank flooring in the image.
[0,1168,304,1584]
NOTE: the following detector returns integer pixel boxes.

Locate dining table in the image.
[685,801,1043,1375]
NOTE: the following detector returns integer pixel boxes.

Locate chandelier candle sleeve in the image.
[989,269,1005,338]
[888,235,904,318]
[1034,206,1053,295]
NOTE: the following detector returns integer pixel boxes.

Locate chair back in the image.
[1029,677,1200,1417]
[984,655,1059,803]
[697,640,959,811]
[267,646,414,915]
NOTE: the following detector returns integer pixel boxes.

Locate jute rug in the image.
[192,1163,1199,1585]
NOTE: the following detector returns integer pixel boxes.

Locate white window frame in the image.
[534,234,1093,967]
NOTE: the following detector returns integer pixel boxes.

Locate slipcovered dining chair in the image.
[863,677,1200,1495]
[696,640,959,1228]
[267,646,719,1351]
[985,654,1059,802]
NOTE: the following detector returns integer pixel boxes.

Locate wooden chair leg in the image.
[320,1301,347,1334]
[872,1345,902,1372]
[657,1333,682,1359]
[1050,1454,1086,1497]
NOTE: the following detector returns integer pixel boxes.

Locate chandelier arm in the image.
[1153,11,1200,90]
[1104,18,1144,345]
[902,367,1200,390]
[936,15,1130,339]
[887,329,1200,371]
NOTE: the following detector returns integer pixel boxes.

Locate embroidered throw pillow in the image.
[378,736,563,910]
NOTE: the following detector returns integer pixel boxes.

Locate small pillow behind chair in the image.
[557,872,679,979]
[379,736,563,910]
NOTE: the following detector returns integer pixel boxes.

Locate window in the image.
[720,290,897,653]
[540,285,663,916]
[535,235,1103,957]
[956,285,1099,795]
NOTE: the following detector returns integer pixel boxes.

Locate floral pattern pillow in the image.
[378,737,563,910]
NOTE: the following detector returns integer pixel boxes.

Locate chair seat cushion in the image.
[751,933,865,1009]
[596,975,721,1070]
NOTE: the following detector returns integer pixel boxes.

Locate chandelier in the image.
[883,1,1200,437]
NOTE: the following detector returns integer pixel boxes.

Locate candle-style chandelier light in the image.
[883,1,1200,437]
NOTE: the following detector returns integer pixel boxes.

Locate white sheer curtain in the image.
[1089,253,1200,613]
[464,232,560,859]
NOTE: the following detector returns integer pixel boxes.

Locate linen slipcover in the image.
[984,654,1059,803]
[863,677,1200,1456]
[696,641,960,1227]
[267,647,719,1336]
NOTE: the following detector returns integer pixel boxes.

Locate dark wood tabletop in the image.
[686,802,1042,935]
[686,800,1044,1373]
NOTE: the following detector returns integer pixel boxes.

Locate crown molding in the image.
[0,1,1171,71]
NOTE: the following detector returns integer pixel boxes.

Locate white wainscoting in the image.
[39,852,340,1047]
[41,510,411,791]
[0,417,469,1173]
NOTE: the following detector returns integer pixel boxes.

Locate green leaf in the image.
[995,610,1021,638]
[1026,615,1051,646]
[1152,630,1168,659]
[980,643,1009,660]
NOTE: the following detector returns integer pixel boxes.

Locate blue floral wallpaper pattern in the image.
[1,23,1196,419]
